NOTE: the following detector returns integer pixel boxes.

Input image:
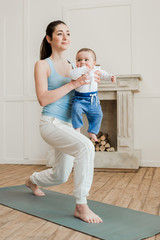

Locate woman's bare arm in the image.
[34,60,90,107]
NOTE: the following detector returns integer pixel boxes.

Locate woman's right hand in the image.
[70,74,90,89]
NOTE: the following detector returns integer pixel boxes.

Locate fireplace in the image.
[81,74,142,170]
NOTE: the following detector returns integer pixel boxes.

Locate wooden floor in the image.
[0,165,160,240]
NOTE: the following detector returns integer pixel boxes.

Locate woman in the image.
[25,20,102,223]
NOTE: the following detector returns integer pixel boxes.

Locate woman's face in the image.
[49,24,71,51]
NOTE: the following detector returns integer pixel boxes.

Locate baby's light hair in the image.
[76,48,96,61]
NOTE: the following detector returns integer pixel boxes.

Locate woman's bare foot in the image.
[88,132,98,142]
[74,204,103,223]
[25,178,45,196]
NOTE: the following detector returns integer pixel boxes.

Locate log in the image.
[95,146,100,151]
[101,140,106,146]
[106,147,115,152]
[99,145,105,151]
[105,143,110,148]
[95,143,100,151]
[100,133,108,141]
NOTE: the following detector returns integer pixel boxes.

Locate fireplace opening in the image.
[100,100,117,151]
[81,99,117,151]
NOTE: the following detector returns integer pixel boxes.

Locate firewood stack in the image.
[91,131,115,152]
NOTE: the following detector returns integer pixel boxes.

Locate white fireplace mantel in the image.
[94,74,142,170]
[98,74,142,99]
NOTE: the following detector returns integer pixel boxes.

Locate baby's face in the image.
[76,51,96,69]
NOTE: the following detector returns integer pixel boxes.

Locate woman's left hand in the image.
[94,70,101,84]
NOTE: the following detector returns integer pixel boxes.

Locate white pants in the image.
[30,115,95,204]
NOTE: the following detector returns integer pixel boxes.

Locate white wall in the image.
[0,0,160,166]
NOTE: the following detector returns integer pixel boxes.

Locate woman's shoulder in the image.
[35,59,50,71]
[34,59,51,77]
[35,59,48,67]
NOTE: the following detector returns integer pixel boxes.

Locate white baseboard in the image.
[1,159,160,168]
[140,161,160,167]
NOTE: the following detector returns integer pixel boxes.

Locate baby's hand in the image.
[111,76,116,83]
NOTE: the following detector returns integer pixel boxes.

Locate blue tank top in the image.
[42,58,74,122]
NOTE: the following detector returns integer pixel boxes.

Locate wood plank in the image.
[128,168,155,211]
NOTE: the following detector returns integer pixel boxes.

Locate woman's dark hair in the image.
[40,20,66,60]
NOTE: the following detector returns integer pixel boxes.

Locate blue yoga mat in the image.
[0,185,160,240]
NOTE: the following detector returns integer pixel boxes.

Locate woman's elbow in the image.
[38,98,46,107]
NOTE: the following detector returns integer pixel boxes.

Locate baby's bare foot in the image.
[74,204,103,223]
[25,178,45,196]
[88,132,98,142]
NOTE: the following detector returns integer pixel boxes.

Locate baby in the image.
[70,48,116,141]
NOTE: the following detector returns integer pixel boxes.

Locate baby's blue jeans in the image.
[72,91,103,135]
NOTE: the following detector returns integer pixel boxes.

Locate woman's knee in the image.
[58,175,69,184]
[86,138,95,152]
[77,136,95,155]
[53,172,70,184]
